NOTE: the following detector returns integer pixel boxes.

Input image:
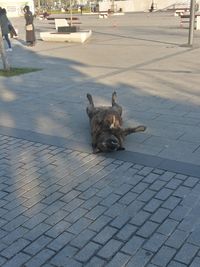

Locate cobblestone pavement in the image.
[0,133,200,267]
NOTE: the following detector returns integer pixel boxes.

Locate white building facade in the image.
[99,0,193,13]
[0,0,34,17]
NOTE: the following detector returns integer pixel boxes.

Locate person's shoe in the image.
[13,35,18,39]
[6,48,12,52]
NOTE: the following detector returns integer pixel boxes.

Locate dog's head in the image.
[96,132,121,152]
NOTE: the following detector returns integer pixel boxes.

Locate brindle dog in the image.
[86,92,146,153]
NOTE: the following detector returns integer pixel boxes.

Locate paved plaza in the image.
[0,11,200,266]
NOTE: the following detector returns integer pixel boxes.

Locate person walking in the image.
[0,8,12,51]
[24,5,35,46]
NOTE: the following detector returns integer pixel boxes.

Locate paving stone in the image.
[104,203,126,218]
[132,182,149,194]
[159,172,175,181]
[173,186,192,198]
[101,193,120,210]
[137,221,158,238]
[88,215,112,232]
[116,224,137,241]
[165,229,189,249]
[24,249,55,267]
[65,207,87,223]
[137,189,156,202]
[188,228,200,246]
[85,205,107,220]
[118,191,138,205]
[165,178,183,190]
[67,217,92,235]
[155,188,173,200]
[125,248,153,267]
[24,235,52,255]
[106,252,131,267]
[143,173,159,183]
[97,239,123,260]
[114,183,133,196]
[50,245,79,266]
[168,261,187,267]
[121,235,145,255]
[24,223,51,241]
[169,205,191,221]
[45,220,71,238]
[47,232,74,251]
[63,198,84,212]
[150,180,166,191]
[93,226,118,244]
[190,257,200,267]
[175,243,199,265]
[85,256,106,267]
[81,196,102,210]
[1,238,30,259]
[142,232,167,252]
[110,212,132,229]
[2,252,30,267]
[157,218,178,236]
[151,246,176,266]
[150,208,171,223]
[162,196,181,210]
[130,210,151,226]
[75,242,101,263]
[70,229,96,248]
[143,199,163,213]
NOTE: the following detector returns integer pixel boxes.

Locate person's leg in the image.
[4,34,11,49]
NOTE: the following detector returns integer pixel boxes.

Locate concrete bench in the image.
[99,12,108,19]
[180,13,200,29]
[55,19,69,30]
[40,30,92,43]
[174,8,189,16]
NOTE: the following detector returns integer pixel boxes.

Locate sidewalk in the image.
[0,12,200,266]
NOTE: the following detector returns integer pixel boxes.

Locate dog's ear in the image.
[87,94,94,108]
[123,126,146,136]
[112,91,117,106]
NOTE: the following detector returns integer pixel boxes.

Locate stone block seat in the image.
[40,16,92,43]
[40,30,92,43]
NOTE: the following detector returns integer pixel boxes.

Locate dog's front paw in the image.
[118,147,125,151]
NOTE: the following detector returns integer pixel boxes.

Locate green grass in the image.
[0,67,42,77]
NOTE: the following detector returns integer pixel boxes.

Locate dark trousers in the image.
[4,34,11,48]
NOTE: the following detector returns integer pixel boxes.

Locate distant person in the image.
[24,5,36,47]
[0,8,12,51]
[80,5,83,15]
[149,3,154,12]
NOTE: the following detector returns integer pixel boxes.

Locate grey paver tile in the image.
[25,249,55,267]
[125,249,153,267]
[116,224,137,241]
[1,238,30,259]
[151,246,176,267]
[121,235,145,255]
[190,257,200,267]
[75,242,101,263]
[106,252,131,267]
[1,252,30,267]
[165,229,189,249]
[88,215,112,232]
[47,232,74,251]
[137,221,159,238]
[70,229,96,248]
[175,243,199,265]
[97,239,123,260]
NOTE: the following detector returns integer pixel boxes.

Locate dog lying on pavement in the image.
[86,91,146,153]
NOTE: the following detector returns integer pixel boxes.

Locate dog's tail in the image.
[123,125,146,136]
[87,93,94,108]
